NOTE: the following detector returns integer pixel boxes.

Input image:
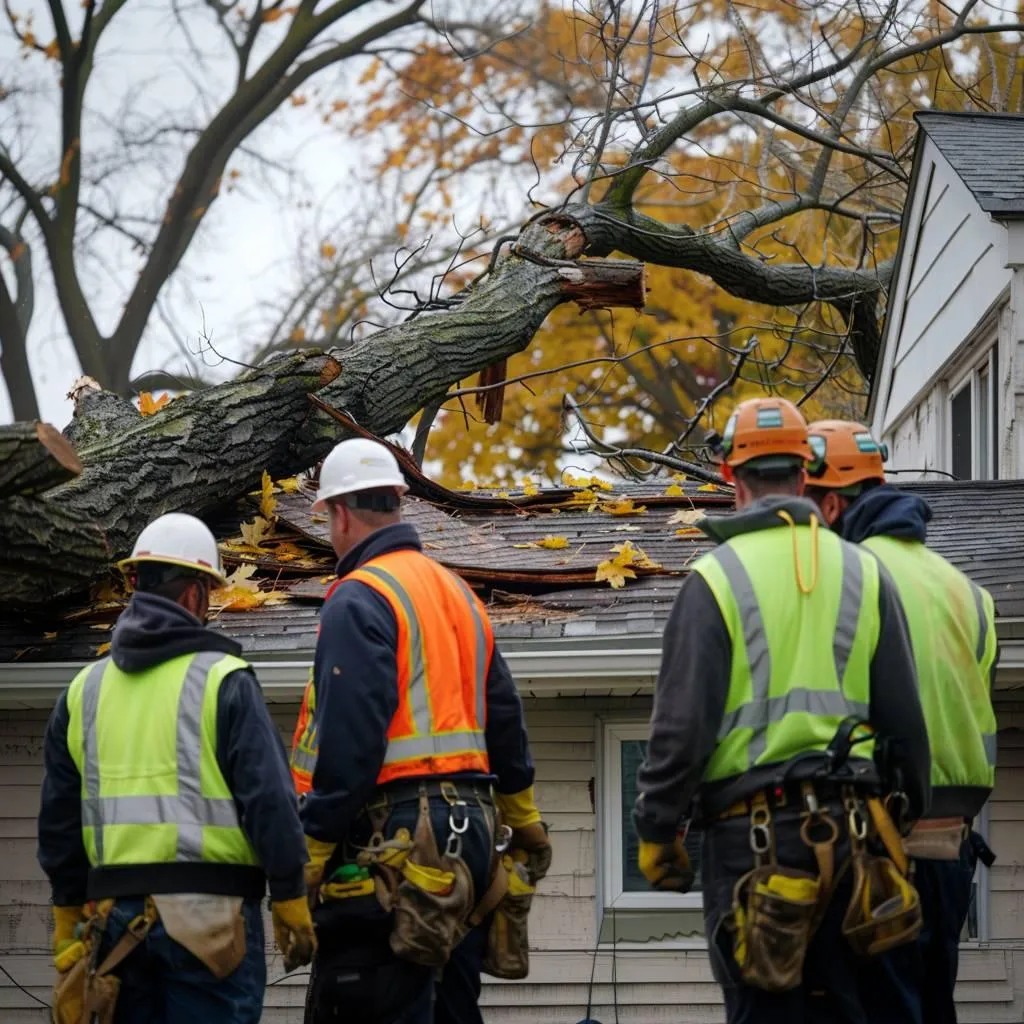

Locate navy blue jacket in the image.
[838,483,931,545]
[38,592,308,905]
[300,523,535,844]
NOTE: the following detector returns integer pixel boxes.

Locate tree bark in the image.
[0,215,645,610]
[0,259,39,422]
[0,422,82,498]
[0,496,110,609]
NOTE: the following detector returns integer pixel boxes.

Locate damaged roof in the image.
[2,477,1023,665]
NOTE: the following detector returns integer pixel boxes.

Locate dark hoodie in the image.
[299,522,535,844]
[839,484,999,819]
[838,482,931,546]
[38,592,308,905]
[633,496,931,844]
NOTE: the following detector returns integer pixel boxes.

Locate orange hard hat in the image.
[720,397,812,470]
[806,420,887,489]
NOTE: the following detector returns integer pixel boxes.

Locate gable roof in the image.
[3,479,1024,673]
[915,110,1024,218]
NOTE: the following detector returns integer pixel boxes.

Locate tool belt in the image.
[351,780,509,971]
[902,818,969,862]
[52,899,158,1024]
[725,719,923,991]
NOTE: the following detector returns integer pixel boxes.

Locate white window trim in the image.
[948,344,997,480]
[600,720,703,910]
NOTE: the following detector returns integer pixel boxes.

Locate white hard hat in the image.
[312,438,409,512]
[118,512,227,585]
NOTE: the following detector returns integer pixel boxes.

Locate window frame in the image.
[966,800,992,943]
[948,346,998,480]
[599,719,703,911]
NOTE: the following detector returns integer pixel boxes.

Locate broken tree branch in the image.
[0,422,82,498]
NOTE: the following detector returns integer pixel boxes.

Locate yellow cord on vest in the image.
[777,509,819,595]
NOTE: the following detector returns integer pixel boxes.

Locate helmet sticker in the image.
[756,407,784,429]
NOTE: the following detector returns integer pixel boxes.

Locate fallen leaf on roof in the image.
[138,392,171,416]
[516,535,570,550]
[94,642,112,656]
[564,488,598,511]
[676,527,703,537]
[44,631,58,640]
[672,472,687,481]
[519,479,539,496]
[614,540,661,570]
[90,623,111,631]
[601,498,647,516]
[239,516,273,548]
[457,480,477,491]
[663,483,685,497]
[211,564,289,612]
[595,539,659,588]
[590,476,614,492]
[496,490,511,499]
[260,471,278,520]
[277,477,302,494]
[613,525,642,532]
[698,482,721,492]
[668,509,703,526]
[595,558,636,589]
[537,535,569,549]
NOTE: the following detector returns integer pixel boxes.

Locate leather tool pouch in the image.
[52,900,157,1024]
[842,852,922,957]
[482,854,535,980]
[151,894,246,979]
[388,788,475,969]
[731,864,821,993]
[902,818,967,862]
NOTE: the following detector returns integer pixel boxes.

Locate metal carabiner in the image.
[448,800,469,835]
[495,824,513,853]
[749,805,772,856]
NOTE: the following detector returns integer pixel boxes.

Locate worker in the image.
[633,397,931,1023]
[804,419,998,1024]
[38,513,315,1023]
[291,438,549,1024]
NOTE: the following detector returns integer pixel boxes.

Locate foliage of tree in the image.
[318,0,1024,483]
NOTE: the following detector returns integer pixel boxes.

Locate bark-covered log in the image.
[0,496,110,608]
[0,214,646,609]
[0,421,82,497]
[63,376,141,450]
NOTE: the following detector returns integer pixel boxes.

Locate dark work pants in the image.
[96,897,265,1024]
[304,793,493,1024]
[858,838,978,1024]
[702,807,867,1024]
[435,916,489,1024]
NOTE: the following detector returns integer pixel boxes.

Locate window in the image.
[961,801,992,942]
[600,721,703,909]
[949,348,998,480]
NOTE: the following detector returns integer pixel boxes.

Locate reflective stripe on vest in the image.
[696,524,879,781]
[863,535,998,787]
[290,675,317,793]
[70,651,257,866]
[356,563,489,772]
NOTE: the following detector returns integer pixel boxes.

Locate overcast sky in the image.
[0,1,464,427]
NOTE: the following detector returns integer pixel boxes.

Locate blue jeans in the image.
[858,838,978,1024]
[96,896,266,1024]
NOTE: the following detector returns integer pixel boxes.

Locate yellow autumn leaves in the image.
[595,541,662,589]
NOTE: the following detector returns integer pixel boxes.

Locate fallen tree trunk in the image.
[0,214,646,609]
[0,422,82,497]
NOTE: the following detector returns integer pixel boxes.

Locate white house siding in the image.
[3,700,1024,1022]
[873,135,1012,444]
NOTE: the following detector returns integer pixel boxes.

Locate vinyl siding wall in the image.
[3,700,1024,1022]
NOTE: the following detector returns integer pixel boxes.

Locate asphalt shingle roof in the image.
[916,110,1024,217]
[1,479,1022,663]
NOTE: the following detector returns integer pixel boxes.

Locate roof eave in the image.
[0,634,665,709]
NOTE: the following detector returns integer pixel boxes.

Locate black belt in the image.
[369,776,495,811]
[713,780,868,822]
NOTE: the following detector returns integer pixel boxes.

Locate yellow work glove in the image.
[496,786,552,883]
[52,905,87,971]
[638,837,694,892]
[495,785,542,829]
[304,836,337,904]
[272,896,317,972]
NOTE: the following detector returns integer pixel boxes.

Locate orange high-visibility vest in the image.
[290,550,493,791]
[290,673,316,795]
